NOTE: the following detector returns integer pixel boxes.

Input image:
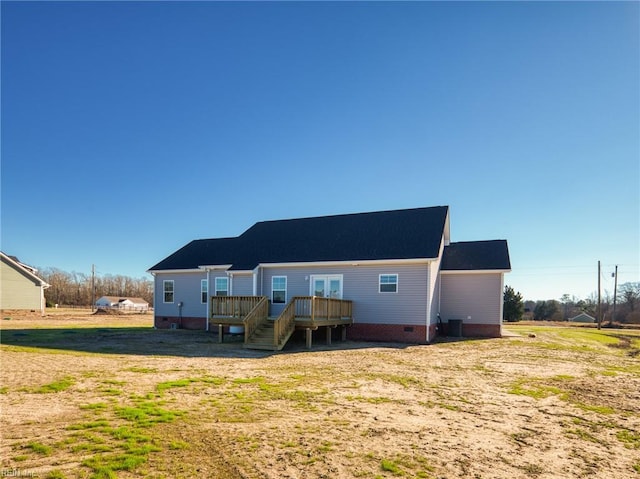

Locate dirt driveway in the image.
[1,310,639,478]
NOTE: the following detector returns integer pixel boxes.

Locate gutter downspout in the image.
[41,283,50,317]
[148,272,157,328]
[206,268,211,332]
[426,264,430,344]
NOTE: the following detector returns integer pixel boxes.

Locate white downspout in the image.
[206,268,211,332]
[41,283,50,316]
[425,264,430,343]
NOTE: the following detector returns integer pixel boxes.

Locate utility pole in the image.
[91,264,96,312]
[597,260,601,330]
[612,265,618,327]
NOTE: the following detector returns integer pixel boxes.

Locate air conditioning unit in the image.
[170,323,178,330]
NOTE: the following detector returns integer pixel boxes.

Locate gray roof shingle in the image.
[149,206,450,271]
[440,240,511,271]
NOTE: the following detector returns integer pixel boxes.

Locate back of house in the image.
[148,206,510,345]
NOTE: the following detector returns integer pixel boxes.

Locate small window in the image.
[163,280,174,303]
[215,277,229,296]
[379,274,398,293]
[272,276,287,304]
[201,279,208,303]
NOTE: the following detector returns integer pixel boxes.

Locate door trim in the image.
[309,274,343,299]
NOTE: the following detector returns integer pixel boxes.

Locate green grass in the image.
[125,367,158,373]
[381,458,403,475]
[169,440,189,450]
[80,402,109,411]
[34,376,75,393]
[64,392,186,479]
[27,441,52,455]
[617,430,640,449]
[508,379,568,400]
[115,402,184,427]
[156,376,226,394]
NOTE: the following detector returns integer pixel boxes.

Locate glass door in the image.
[310,275,342,299]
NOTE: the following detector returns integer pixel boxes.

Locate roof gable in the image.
[149,206,449,271]
[1,252,49,287]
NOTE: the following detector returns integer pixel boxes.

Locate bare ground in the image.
[1,310,639,479]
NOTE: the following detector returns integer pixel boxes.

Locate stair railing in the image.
[273,299,297,348]
[242,296,269,344]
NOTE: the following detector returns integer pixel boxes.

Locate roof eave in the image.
[440,268,511,274]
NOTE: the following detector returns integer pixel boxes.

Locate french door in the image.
[310,275,343,299]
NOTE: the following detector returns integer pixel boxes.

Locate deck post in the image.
[341,325,347,341]
[306,328,313,349]
[326,326,332,345]
[218,324,224,343]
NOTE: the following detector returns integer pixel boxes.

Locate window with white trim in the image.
[201,279,208,303]
[379,274,398,293]
[163,280,174,303]
[215,277,229,296]
[272,276,287,304]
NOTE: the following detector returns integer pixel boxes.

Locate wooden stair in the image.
[244,317,294,351]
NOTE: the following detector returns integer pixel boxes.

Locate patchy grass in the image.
[2,314,639,479]
[26,441,52,455]
[33,376,75,393]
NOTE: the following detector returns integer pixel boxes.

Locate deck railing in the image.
[273,299,297,348]
[243,296,269,344]
[210,295,266,319]
[293,296,353,325]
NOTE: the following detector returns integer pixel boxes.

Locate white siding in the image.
[439,273,503,325]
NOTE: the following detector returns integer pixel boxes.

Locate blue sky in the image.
[2,1,638,301]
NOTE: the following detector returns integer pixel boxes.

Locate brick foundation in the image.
[348,323,428,344]
[462,323,502,337]
[154,316,206,330]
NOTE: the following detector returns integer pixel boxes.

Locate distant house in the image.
[96,296,149,312]
[0,252,50,315]
[148,206,511,350]
[569,312,595,323]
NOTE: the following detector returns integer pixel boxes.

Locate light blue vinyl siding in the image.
[260,263,430,325]
[231,274,253,296]
[439,273,503,325]
[154,262,433,326]
[154,271,227,318]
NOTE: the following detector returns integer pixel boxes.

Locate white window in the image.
[215,277,228,296]
[379,274,398,293]
[201,279,208,303]
[163,280,174,303]
[272,276,287,304]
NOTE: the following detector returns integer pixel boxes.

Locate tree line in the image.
[39,268,153,307]
[504,283,640,324]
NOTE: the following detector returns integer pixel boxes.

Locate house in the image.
[148,206,511,349]
[569,312,596,323]
[95,296,149,312]
[0,252,50,315]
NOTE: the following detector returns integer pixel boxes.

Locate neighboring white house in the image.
[569,312,596,323]
[96,296,149,312]
[148,206,511,348]
[0,252,50,315]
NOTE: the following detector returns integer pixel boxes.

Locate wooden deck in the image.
[208,295,353,350]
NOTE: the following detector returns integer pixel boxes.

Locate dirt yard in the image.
[1,309,639,479]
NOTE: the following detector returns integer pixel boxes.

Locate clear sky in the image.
[2,1,638,302]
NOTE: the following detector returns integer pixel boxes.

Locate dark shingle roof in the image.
[149,206,449,271]
[440,240,511,271]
